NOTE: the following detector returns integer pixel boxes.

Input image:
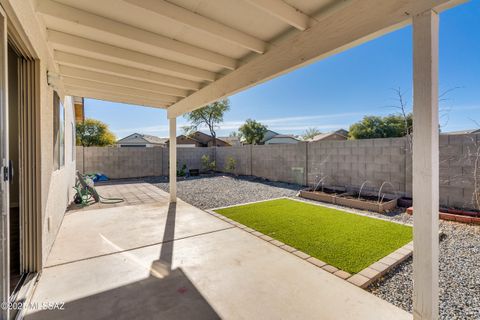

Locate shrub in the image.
[201,154,215,172]
[177,163,187,177]
[225,156,236,173]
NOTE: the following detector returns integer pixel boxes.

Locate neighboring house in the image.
[309,129,349,142]
[117,133,167,147]
[260,130,280,144]
[442,129,480,135]
[165,131,230,147]
[264,134,301,145]
[219,136,242,146]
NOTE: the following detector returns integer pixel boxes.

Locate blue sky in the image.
[85,1,480,139]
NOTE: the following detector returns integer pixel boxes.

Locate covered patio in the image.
[22,0,467,318]
[26,182,410,320]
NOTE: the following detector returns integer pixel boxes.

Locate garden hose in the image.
[74,171,124,206]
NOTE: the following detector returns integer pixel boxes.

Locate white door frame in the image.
[0,4,9,320]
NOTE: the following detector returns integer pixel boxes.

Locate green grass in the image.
[215,198,412,274]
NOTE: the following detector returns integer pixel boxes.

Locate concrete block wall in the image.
[251,143,308,185]
[307,138,409,195]
[77,146,163,179]
[76,133,480,210]
[439,133,480,209]
[172,148,215,174]
[215,145,252,176]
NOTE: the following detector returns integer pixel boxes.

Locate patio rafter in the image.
[54,51,201,91]
[63,77,180,104]
[59,65,190,98]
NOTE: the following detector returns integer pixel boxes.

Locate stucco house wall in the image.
[3,0,77,266]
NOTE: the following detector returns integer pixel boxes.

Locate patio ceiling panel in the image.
[62,77,181,104]
[65,87,171,109]
[47,31,217,82]
[37,0,237,71]
[123,0,268,54]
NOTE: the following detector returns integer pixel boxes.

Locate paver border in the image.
[206,197,415,289]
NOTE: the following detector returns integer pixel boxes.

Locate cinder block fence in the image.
[77,133,480,210]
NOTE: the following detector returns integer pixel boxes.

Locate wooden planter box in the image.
[299,189,337,204]
[335,193,397,213]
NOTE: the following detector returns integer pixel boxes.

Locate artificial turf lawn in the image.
[214,198,412,274]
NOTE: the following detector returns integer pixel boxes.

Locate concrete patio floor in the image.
[26,182,411,320]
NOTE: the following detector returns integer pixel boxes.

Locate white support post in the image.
[412,9,439,320]
[169,117,177,202]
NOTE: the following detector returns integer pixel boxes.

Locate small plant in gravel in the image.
[177,163,187,177]
[201,154,215,172]
[224,156,236,174]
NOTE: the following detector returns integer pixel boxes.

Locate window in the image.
[53,91,65,170]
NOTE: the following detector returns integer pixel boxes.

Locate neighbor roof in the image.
[309,130,348,141]
[141,134,168,144]
[165,131,229,145]
[117,133,167,144]
[270,134,300,140]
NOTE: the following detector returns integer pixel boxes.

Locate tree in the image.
[229,131,243,139]
[238,119,267,144]
[183,99,230,146]
[302,127,321,140]
[348,114,412,140]
[76,118,117,146]
[387,88,413,151]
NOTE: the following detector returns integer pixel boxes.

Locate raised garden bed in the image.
[406,207,480,224]
[397,197,412,208]
[299,188,397,213]
[335,193,397,213]
[298,187,345,204]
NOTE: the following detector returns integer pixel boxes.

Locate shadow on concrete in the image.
[26,202,220,320]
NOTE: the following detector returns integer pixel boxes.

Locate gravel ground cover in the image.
[147,174,299,209]
[148,174,480,319]
[368,221,480,320]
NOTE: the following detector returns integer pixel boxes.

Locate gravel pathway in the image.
[148,174,480,319]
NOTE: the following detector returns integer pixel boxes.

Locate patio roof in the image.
[35,0,463,117]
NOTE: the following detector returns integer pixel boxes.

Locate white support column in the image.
[169,117,177,202]
[412,9,439,320]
